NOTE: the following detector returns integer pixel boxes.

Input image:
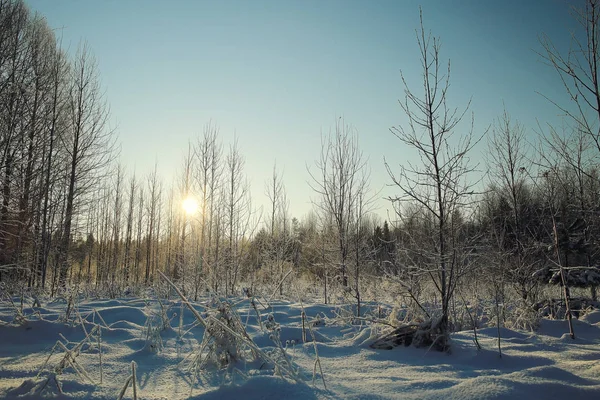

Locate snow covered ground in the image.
[1,295,600,399]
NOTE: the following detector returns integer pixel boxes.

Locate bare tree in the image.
[537,124,600,304]
[144,162,160,284]
[266,163,284,240]
[0,0,29,276]
[264,162,295,295]
[122,172,137,284]
[15,16,58,285]
[192,122,220,298]
[175,144,192,280]
[56,43,114,288]
[109,164,123,285]
[192,125,224,293]
[351,190,370,317]
[384,10,479,351]
[163,184,176,278]
[224,138,251,295]
[93,183,111,288]
[38,29,68,289]
[538,0,600,304]
[539,0,600,154]
[309,118,370,294]
[134,186,144,285]
[487,108,540,301]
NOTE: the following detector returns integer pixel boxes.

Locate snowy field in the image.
[1,294,600,400]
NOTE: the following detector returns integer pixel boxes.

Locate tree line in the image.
[2,0,600,340]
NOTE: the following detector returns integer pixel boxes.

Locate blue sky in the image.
[26,0,577,220]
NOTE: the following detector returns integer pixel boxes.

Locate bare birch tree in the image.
[56,43,114,288]
[224,138,251,295]
[264,162,295,294]
[122,172,137,284]
[144,162,160,284]
[384,10,480,350]
[193,123,220,298]
[309,118,370,292]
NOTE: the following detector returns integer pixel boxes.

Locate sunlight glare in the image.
[182,196,198,215]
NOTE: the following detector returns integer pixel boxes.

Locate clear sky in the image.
[25,0,577,221]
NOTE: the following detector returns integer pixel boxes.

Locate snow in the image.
[1,296,600,399]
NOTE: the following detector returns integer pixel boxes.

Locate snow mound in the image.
[581,310,600,325]
[192,376,318,400]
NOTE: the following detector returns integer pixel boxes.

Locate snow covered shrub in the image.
[386,305,408,326]
[506,302,540,331]
[179,295,256,379]
[370,312,452,352]
[158,271,306,390]
[142,297,176,352]
[205,303,247,367]
[144,313,165,352]
[411,316,450,352]
[533,297,596,320]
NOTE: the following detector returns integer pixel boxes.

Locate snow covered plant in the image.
[370,315,451,352]
[0,282,42,325]
[159,272,303,388]
[54,286,83,324]
[117,361,139,400]
[144,312,165,352]
[330,304,358,325]
[143,298,176,352]
[183,300,253,376]
[34,324,101,395]
[262,313,301,380]
[0,283,26,325]
[507,302,540,332]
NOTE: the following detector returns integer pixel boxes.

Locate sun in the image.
[182,196,198,215]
